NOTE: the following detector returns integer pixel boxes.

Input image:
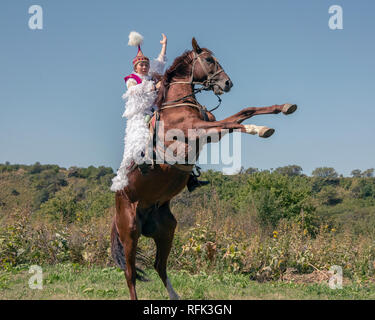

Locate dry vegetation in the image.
[1,163,375,289]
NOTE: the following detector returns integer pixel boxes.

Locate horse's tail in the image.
[110,219,149,281]
[110,219,126,270]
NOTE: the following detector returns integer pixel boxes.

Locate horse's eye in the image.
[205,57,214,64]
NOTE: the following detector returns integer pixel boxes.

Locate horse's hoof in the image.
[282,104,297,115]
[259,127,275,138]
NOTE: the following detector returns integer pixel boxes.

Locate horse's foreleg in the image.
[192,121,275,139]
[153,202,180,300]
[221,104,297,124]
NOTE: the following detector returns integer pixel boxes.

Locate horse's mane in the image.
[155,48,213,109]
[155,50,192,109]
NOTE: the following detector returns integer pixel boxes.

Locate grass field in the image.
[1,263,375,300]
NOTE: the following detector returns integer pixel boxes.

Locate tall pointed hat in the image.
[128,31,150,67]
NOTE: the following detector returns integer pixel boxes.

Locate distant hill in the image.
[1,163,374,231]
[0,163,115,221]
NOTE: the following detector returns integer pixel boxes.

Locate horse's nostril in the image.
[226,80,233,88]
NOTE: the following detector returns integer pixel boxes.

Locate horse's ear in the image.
[192,38,202,54]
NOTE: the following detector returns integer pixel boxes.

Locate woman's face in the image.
[135,61,150,76]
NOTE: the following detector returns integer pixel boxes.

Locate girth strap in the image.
[159,103,209,121]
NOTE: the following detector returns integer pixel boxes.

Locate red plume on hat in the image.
[128,31,150,66]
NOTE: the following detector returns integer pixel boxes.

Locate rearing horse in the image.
[111,38,297,300]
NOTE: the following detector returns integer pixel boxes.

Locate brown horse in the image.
[111,38,297,300]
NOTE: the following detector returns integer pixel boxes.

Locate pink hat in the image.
[128,31,149,67]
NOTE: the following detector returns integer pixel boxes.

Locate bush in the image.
[167,210,375,282]
[0,210,113,269]
[235,172,317,231]
[317,186,343,206]
[38,186,83,222]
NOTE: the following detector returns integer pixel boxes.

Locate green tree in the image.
[38,186,83,222]
[68,166,79,178]
[317,186,342,205]
[274,165,303,177]
[30,169,68,210]
[362,168,374,178]
[351,169,362,178]
[245,167,259,175]
[235,172,316,231]
[312,167,338,179]
[11,189,20,196]
[29,162,43,174]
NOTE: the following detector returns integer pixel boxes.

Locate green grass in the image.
[1,264,375,300]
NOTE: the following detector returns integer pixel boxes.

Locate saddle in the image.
[127,111,195,175]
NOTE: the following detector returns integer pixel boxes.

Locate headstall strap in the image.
[160,51,224,114]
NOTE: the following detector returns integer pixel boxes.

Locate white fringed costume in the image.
[111,32,167,192]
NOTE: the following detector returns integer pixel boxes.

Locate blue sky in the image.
[0,0,374,176]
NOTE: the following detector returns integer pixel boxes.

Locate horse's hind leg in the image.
[114,192,141,300]
[152,201,180,300]
[123,228,140,300]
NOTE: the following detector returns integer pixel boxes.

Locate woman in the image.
[111,31,207,192]
[111,31,166,192]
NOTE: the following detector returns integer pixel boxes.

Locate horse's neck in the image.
[165,80,195,104]
[162,80,216,122]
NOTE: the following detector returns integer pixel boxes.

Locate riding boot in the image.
[138,151,153,175]
[138,162,152,175]
[187,174,210,192]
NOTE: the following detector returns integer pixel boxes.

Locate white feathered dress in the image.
[111,54,167,192]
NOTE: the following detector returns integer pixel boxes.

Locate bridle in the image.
[152,51,226,171]
[160,51,225,113]
[177,51,225,88]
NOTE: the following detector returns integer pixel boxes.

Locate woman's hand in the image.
[159,33,167,58]
[160,33,167,46]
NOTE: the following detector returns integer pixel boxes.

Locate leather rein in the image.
[159,51,224,114]
[149,52,224,173]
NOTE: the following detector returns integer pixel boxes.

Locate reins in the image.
[160,51,224,114]
[148,51,225,173]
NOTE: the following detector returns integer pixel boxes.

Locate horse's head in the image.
[191,38,233,95]
[155,39,234,109]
